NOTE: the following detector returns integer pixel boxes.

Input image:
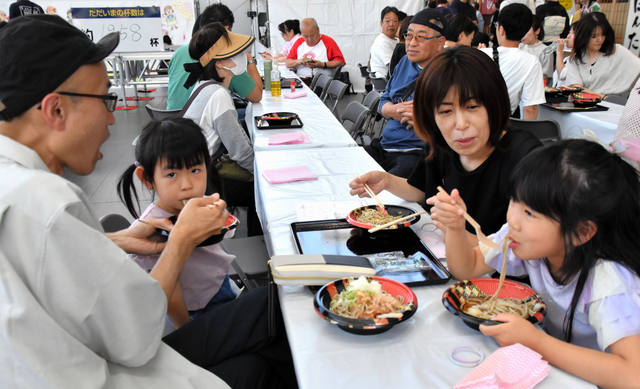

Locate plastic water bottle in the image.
[264,58,272,91]
[543,42,558,55]
[270,59,281,97]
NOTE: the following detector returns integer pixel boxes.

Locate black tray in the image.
[254,113,304,130]
[290,219,451,287]
[541,102,609,112]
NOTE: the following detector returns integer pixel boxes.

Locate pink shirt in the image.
[130,203,235,310]
[280,34,302,57]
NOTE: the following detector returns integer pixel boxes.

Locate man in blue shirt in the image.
[365,9,448,178]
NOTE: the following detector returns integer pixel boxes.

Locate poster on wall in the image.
[0,0,195,46]
[72,7,162,52]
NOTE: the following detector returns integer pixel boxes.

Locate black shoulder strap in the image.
[179,81,218,118]
[178,80,228,160]
[492,46,500,69]
[397,80,417,103]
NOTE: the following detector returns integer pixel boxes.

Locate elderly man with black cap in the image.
[365,8,448,178]
[0,15,296,389]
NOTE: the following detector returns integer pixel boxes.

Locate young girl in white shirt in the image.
[428,139,640,387]
[117,118,237,328]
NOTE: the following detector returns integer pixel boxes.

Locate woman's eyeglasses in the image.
[57,92,118,112]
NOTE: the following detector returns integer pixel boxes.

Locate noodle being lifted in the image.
[462,237,540,320]
[330,277,409,319]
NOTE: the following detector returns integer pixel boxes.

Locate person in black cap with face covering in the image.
[364,8,448,178]
[0,15,296,389]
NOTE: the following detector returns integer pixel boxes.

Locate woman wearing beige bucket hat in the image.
[182,22,262,236]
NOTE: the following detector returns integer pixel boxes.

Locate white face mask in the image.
[222,53,247,76]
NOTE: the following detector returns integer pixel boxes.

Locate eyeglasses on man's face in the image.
[57,92,118,112]
[403,33,440,43]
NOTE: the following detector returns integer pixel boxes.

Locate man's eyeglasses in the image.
[403,33,440,43]
[57,92,118,112]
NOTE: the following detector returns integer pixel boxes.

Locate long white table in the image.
[252,146,596,389]
[538,101,624,144]
[247,66,357,150]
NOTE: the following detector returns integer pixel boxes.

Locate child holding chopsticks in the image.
[117,118,237,328]
[430,139,640,387]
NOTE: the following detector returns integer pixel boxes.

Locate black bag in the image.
[338,71,356,95]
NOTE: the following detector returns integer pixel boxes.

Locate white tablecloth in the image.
[254,147,401,255]
[253,146,596,389]
[248,67,357,150]
[280,282,594,389]
[538,101,623,144]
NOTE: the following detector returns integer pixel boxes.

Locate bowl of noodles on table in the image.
[346,204,421,232]
[441,279,546,331]
[314,276,418,335]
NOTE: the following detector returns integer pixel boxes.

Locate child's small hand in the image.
[426,188,467,232]
[479,313,539,348]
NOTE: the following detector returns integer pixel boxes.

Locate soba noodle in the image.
[355,208,402,226]
[330,277,408,319]
[462,237,539,320]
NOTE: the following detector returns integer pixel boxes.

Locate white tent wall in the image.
[265,0,424,93]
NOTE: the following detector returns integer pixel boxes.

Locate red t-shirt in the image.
[287,35,345,78]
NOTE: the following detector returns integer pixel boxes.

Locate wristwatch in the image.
[323,62,326,69]
[247,58,257,66]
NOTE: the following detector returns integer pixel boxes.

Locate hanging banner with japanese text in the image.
[624,1,640,56]
[71,7,163,52]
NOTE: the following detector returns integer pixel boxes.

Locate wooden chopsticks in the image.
[352,173,386,211]
[436,186,501,250]
[368,210,426,233]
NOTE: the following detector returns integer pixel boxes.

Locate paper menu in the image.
[295,200,370,221]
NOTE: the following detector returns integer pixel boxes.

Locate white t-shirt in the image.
[481,46,546,114]
[370,33,398,78]
[565,44,640,96]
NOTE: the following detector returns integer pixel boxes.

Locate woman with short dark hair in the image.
[566,12,640,98]
[351,47,542,237]
[261,19,301,62]
[444,14,478,47]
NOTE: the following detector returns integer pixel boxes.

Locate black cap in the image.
[0,15,119,121]
[410,8,449,37]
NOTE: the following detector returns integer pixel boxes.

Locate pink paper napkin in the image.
[455,344,550,389]
[283,91,307,99]
[268,132,312,145]
[262,166,318,184]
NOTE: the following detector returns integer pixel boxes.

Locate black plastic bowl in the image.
[157,214,239,247]
[346,205,421,232]
[314,276,418,335]
[442,279,546,331]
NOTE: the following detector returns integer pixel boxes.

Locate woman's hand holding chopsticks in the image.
[348,171,388,199]
[427,187,500,250]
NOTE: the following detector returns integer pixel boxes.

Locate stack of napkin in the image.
[262,166,318,184]
[455,344,550,389]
